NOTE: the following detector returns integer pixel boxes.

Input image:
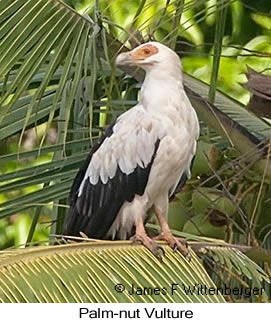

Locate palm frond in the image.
[206,247,268,286]
[148,224,270,285]
[0,242,225,303]
[0,0,96,145]
[0,239,269,303]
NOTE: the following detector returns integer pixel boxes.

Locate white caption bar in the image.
[1,303,270,323]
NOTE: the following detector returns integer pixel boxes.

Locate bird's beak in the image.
[116,51,134,66]
[116,50,145,67]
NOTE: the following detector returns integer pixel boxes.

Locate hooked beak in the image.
[116,51,143,67]
[116,51,133,66]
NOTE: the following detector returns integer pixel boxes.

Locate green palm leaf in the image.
[0,0,96,146]
[0,242,221,303]
[0,240,268,303]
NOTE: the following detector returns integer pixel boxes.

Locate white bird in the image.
[63,42,199,258]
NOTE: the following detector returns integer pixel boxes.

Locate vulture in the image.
[63,42,199,258]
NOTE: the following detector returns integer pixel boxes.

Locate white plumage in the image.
[63,42,199,258]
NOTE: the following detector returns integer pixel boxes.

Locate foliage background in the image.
[0,0,270,302]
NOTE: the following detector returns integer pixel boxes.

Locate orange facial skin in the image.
[131,44,159,60]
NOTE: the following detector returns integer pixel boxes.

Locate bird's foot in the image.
[154,232,191,260]
[130,234,165,260]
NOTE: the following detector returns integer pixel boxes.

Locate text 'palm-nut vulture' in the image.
[63,42,200,259]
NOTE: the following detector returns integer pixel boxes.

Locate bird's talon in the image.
[185,251,192,261]
[160,234,191,258]
[180,246,192,261]
[130,235,139,244]
[173,244,178,252]
[158,246,166,257]
[149,243,165,259]
[130,234,165,260]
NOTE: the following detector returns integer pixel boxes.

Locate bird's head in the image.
[116,42,181,73]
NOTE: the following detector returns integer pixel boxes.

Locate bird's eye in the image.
[143,48,151,55]
[133,45,158,58]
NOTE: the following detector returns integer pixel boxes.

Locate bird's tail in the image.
[62,206,84,237]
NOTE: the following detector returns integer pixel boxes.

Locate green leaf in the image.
[0,241,226,303]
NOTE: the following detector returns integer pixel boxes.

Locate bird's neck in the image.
[139,68,185,114]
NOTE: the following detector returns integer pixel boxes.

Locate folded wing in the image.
[63,106,160,238]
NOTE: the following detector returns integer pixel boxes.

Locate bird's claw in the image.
[151,244,165,262]
[171,238,191,260]
[154,233,191,261]
[173,243,178,252]
[130,234,165,260]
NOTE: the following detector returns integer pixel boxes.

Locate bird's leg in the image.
[153,206,191,259]
[130,215,164,259]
